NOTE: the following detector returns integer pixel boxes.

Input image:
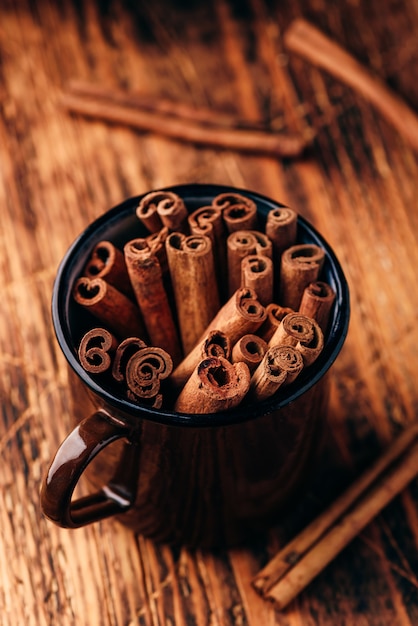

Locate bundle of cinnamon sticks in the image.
[73,189,336,414]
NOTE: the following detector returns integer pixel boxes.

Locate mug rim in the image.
[52,183,350,427]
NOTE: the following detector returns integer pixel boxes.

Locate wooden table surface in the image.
[1,0,418,624]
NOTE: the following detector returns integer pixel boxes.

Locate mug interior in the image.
[52,183,350,427]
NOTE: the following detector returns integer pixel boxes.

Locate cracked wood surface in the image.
[1,0,418,624]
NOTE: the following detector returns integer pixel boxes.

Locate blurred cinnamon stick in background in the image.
[60,83,313,158]
[284,18,418,151]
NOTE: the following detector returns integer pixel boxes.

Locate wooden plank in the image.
[1,0,418,624]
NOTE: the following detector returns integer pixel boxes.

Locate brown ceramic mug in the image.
[40,183,349,547]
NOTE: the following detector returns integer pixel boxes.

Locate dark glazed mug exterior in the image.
[40,183,350,547]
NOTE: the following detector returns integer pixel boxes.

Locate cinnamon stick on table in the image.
[60,91,311,158]
[252,423,418,609]
[284,18,418,152]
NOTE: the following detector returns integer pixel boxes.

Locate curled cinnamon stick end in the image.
[72,276,145,339]
[188,206,223,241]
[206,287,267,344]
[83,240,133,297]
[125,346,173,401]
[258,303,295,342]
[124,240,182,365]
[279,244,325,310]
[241,254,274,307]
[270,313,324,367]
[250,345,304,401]
[137,190,188,233]
[212,192,258,233]
[78,328,118,374]
[227,230,273,296]
[265,207,298,260]
[299,280,336,333]
[232,334,268,373]
[174,357,250,414]
[170,330,231,390]
[112,337,148,382]
[166,232,220,354]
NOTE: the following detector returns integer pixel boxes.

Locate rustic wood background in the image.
[1,0,418,624]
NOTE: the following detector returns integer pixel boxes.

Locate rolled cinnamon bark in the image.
[170,330,231,390]
[174,356,250,414]
[111,336,148,382]
[212,192,258,233]
[188,205,226,293]
[299,281,336,333]
[83,240,133,297]
[241,254,274,306]
[124,240,182,365]
[125,346,173,401]
[265,207,298,260]
[258,303,295,342]
[231,334,268,374]
[166,232,220,354]
[78,327,118,374]
[72,276,145,339]
[227,230,273,296]
[136,190,188,233]
[269,313,324,367]
[279,243,325,311]
[204,287,267,342]
[279,244,325,310]
[249,345,304,401]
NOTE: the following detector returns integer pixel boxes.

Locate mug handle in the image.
[40,410,138,528]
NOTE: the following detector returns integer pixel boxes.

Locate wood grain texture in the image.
[1,0,418,624]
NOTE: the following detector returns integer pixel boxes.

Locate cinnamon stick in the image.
[231,334,268,374]
[241,254,274,307]
[249,345,304,401]
[67,79,273,130]
[299,281,336,334]
[265,207,298,264]
[136,190,188,233]
[188,205,226,290]
[253,425,418,609]
[166,232,220,354]
[78,327,118,374]
[279,244,325,310]
[213,193,258,233]
[82,240,133,297]
[124,240,182,364]
[202,286,267,343]
[60,92,311,158]
[170,330,231,390]
[125,346,173,403]
[174,356,250,414]
[257,303,295,343]
[269,313,324,366]
[284,19,418,152]
[227,230,273,297]
[111,337,148,382]
[72,276,145,339]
